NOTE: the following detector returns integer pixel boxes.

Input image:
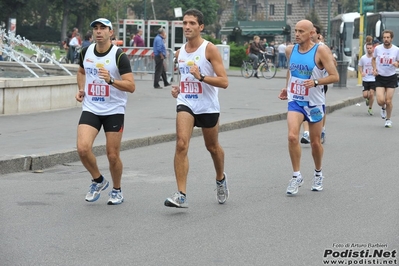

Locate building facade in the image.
[220,0,340,44]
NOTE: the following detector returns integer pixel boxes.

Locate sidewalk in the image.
[0,69,363,174]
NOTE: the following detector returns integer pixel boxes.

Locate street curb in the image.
[0,95,363,175]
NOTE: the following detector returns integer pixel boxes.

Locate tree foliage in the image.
[2,0,398,43]
[305,8,323,33]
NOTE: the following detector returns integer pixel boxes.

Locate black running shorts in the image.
[78,111,124,132]
[176,104,219,128]
[375,74,398,89]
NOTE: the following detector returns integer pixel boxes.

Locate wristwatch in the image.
[108,77,114,85]
[199,73,205,82]
[314,79,319,86]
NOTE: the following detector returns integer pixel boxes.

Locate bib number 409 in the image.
[88,84,110,96]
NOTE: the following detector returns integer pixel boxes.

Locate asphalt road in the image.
[1,98,398,265]
[0,73,362,174]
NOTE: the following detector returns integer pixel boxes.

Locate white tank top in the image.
[176,40,220,114]
[82,44,126,115]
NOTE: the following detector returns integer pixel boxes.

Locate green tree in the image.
[339,0,358,13]
[0,0,27,29]
[305,8,323,33]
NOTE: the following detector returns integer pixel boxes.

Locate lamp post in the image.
[284,0,287,24]
[327,0,331,46]
[234,0,236,22]
[284,0,287,41]
[144,0,147,20]
[151,0,156,20]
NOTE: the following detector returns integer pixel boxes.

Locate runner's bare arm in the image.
[76,66,86,102]
[204,43,228,89]
[316,45,339,85]
[278,45,294,100]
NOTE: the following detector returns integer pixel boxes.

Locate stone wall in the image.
[0,62,80,115]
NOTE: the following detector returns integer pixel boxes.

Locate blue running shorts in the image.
[288,101,325,123]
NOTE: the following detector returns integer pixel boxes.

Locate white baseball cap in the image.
[90,18,113,30]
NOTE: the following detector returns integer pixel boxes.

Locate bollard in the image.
[333,61,349,88]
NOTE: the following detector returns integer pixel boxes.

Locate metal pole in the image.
[358,0,364,86]
[151,0,156,20]
[284,0,287,41]
[234,0,236,22]
[327,0,331,46]
[144,0,147,20]
[284,0,287,25]
[246,0,248,20]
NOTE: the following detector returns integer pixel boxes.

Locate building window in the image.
[287,4,292,15]
[270,4,275,16]
[252,4,257,15]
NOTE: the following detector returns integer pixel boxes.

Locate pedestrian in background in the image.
[69,32,81,64]
[81,31,92,48]
[153,28,171,89]
[248,35,265,78]
[133,29,144,47]
[133,29,145,72]
[129,33,135,46]
[278,41,287,68]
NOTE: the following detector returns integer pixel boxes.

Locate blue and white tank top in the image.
[287,43,325,106]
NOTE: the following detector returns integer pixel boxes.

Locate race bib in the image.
[180,81,203,94]
[88,83,110,102]
[380,57,393,65]
[290,80,309,96]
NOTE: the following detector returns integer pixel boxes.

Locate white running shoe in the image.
[85,179,109,202]
[300,132,310,144]
[216,173,229,204]
[164,192,188,208]
[311,175,324,191]
[381,108,386,119]
[107,189,124,205]
[385,119,392,128]
[286,177,304,195]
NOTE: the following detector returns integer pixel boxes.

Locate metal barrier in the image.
[121,47,178,82]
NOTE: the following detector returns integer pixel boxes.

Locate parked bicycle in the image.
[241,52,277,79]
[2,47,26,62]
[58,50,69,64]
[30,46,56,63]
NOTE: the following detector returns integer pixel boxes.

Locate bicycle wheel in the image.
[59,57,68,64]
[30,55,37,63]
[241,61,254,79]
[261,62,277,79]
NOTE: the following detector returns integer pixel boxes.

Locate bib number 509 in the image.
[180,82,202,93]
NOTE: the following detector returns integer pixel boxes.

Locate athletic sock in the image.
[93,175,104,183]
[293,171,301,179]
[315,169,322,177]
